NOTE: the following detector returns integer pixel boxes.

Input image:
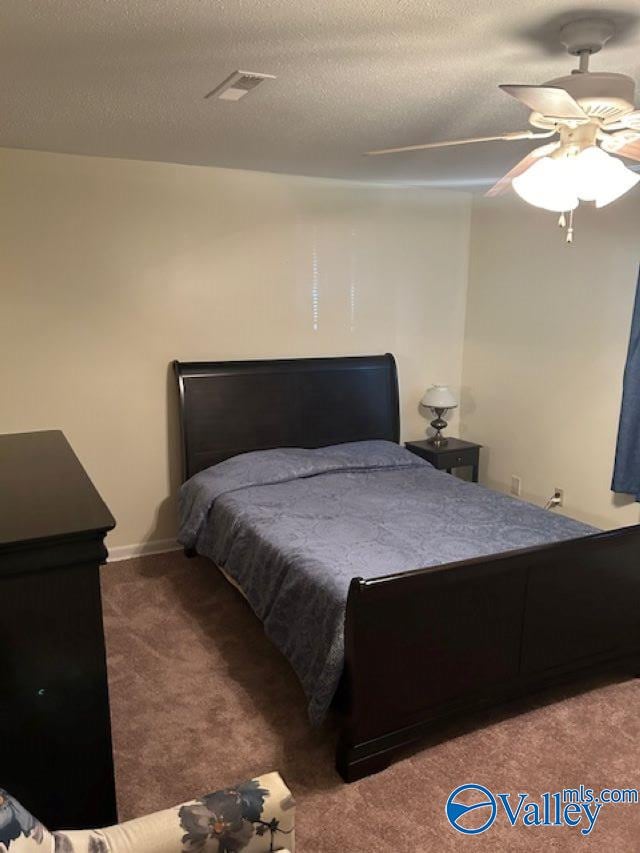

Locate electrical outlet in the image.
[554,488,564,507]
[511,475,522,497]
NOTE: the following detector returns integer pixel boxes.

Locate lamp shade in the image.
[421,384,458,409]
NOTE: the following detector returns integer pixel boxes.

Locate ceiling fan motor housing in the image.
[529,73,636,128]
[559,18,615,56]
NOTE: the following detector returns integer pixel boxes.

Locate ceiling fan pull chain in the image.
[566,209,575,244]
[558,212,566,228]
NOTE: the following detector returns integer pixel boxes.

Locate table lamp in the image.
[421,385,458,447]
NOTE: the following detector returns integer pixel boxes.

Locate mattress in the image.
[178,440,597,724]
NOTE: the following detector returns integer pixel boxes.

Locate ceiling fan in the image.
[366,18,640,242]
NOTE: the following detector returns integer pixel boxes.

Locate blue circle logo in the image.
[445,783,497,835]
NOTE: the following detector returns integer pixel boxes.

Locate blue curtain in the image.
[612,267,640,501]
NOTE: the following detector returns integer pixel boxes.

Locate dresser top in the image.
[0,430,115,549]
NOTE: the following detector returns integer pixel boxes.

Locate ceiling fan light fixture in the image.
[512,157,579,212]
[512,145,640,213]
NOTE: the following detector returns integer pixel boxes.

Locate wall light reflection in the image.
[311,231,319,332]
[350,229,357,333]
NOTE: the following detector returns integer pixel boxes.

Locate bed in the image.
[173,354,640,782]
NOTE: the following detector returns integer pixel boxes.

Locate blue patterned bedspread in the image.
[178,441,597,724]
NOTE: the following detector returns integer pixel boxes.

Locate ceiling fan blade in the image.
[365,130,539,156]
[485,141,560,198]
[619,110,640,131]
[500,84,588,120]
[600,130,640,162]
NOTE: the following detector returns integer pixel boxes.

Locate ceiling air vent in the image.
[205,70,276,101]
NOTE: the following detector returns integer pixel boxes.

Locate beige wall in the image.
[0,147,471,549]
[462,192,640,530]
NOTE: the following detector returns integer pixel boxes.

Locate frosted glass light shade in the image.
[572,146,615,202]
[512,157,579,212]
[421,384,458,409]
[512,146,639,213]
[573,147,640,208]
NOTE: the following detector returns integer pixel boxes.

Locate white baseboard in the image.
[107,538,182,562]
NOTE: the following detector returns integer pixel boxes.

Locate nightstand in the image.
[405,438,481,483]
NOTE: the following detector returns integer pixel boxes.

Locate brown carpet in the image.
[101,552,640,851]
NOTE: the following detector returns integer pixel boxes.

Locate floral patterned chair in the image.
[0,772,294,853]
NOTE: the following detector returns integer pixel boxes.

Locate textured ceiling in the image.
[2,1,640,187]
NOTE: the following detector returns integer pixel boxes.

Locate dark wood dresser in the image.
[0,430,117,829]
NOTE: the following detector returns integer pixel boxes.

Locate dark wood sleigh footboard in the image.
[337,523,640,782]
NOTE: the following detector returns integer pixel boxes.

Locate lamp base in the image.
[427,435,449,448]
[427,408,449,447]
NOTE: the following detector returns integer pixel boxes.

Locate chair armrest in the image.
[56,771,295,853]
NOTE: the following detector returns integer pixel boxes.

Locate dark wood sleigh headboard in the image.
[173,354,400,481]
